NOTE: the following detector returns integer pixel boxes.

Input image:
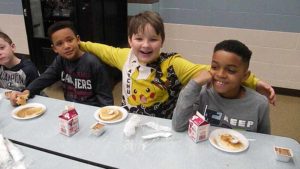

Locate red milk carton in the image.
[59,108,79,136]
[188,111,210,143]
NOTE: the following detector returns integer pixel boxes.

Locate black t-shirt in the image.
[0,57,39,91]
[27,52,113,107]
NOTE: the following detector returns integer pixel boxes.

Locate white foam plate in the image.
[11,103,46,120]
[94,106,128,124]
[209,128,249,153]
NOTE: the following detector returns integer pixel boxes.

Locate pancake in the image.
[99,107,123,121]
[217,133,244,151]
[15,106,43,118]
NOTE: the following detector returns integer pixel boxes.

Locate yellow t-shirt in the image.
[80,41,258,118]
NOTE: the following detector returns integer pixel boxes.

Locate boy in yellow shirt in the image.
[80,11,275,119]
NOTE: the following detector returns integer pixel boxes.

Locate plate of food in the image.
[94,106,128,124]
[11,103,46,120]
[209,128,249,153]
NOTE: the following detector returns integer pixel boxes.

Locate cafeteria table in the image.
[0,88,299,169]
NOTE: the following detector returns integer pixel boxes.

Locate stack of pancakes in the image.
[99,107,123,121]
[15,106,43,118]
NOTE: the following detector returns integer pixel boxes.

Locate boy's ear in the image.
[11,43,16,52]
[51,44,58,54]
[242,70,251,82]
[76,35,81,46]
[128,36,132,47]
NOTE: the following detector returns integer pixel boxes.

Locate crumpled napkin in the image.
[0,134,26,169]
[123,115,172,140]
[123,115,141,137]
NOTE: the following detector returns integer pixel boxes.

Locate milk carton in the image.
[188,111,210,143]
[59,108,79,136]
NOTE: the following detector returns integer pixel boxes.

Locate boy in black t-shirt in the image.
[0,31,39,91]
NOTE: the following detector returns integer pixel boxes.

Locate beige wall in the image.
[0,14,29,54]
[163,23,300,90]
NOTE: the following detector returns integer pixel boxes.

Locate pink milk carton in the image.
[188,111,210,143]
[59,108,79,136]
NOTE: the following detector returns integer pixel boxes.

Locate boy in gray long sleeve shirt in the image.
[172,40,270,134]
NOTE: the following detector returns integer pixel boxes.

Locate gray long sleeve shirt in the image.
[172,80,270,134]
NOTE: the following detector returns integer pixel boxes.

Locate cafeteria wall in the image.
[1,0,300,90]
[0,0,28,54]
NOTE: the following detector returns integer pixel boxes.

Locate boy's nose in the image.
[216,69,226,78]
[142,41,150,47]
[63,42,71,48]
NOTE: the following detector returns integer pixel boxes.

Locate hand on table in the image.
[9,90,30,106]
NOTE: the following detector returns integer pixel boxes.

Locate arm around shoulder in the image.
[80,41,129,69]
[172,55,210,85]
[242,72,276,105]
[93,61,114,107]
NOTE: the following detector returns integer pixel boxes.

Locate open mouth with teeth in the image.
[215,80,225,86]
[140,50,152,55]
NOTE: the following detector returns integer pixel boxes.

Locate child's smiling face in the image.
[128,24,163,65]
[0,38,15,66]
[210,50,250,99]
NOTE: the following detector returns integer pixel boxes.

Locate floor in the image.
[269,95,300,143]
[44,82,300,143]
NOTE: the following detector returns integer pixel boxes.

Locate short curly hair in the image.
[47,21,77,42]
[214,40,252,68]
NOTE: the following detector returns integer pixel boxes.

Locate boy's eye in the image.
[55,42,63,47]
[0,44,6,50]
[227,68,237,74]
[135,37,143,41]
[211,65,218,70]
[150,38,158,42]
[66,37,74,43]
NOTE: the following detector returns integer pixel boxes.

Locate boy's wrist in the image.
[192,70,212,86]
[22,89,31,98]
[193,74,211,86]
[193,78,207,86]
[191,78,206,87]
